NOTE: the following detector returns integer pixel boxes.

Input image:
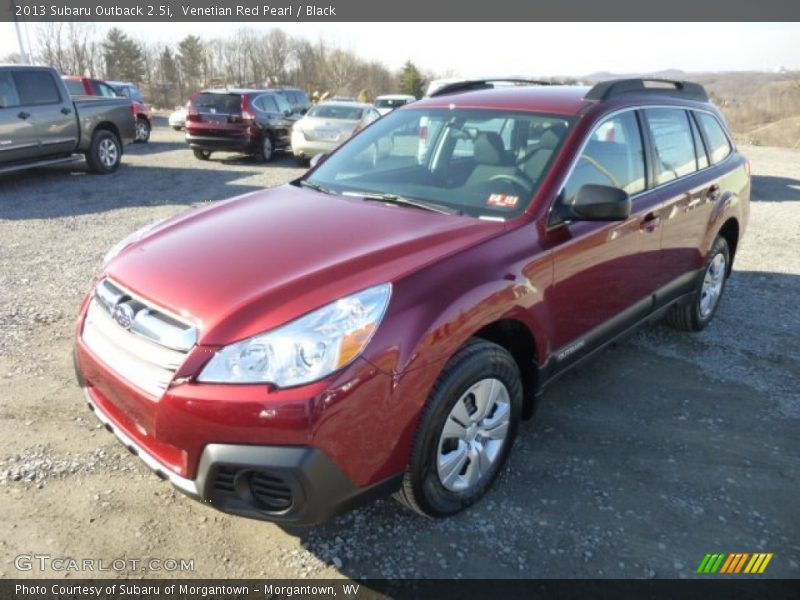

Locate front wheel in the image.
[394,339,522,517]
[666,235,730,331]
[86,130,122,174]
[135,117,151,143]
[193,149,211,161]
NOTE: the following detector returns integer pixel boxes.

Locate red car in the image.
[74,78,749,525]
[63,76,153,143]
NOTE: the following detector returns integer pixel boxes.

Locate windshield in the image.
[308,105,364,120]
[375,98,410,108]
[304,107,573,218]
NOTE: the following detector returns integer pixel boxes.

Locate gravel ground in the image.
[0,125,798,581]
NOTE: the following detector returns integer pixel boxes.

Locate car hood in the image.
[105,185,504,345]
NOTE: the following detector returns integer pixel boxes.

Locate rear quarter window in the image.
[696,112,732,165]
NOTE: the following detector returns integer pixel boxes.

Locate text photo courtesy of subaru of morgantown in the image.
[0,10,799,593]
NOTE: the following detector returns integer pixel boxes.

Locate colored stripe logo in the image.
[696,553,773,574]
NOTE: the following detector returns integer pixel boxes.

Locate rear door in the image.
[253,93,293,147]
[644,108,720,291]
[14,69,78,157]
[0,69,39,163]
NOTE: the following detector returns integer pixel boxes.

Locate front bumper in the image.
[80,384,399,525]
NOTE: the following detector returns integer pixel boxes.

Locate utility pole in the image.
[11,0,31,63]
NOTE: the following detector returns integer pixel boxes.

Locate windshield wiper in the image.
[297,179,335,195]
[342,191,458,215]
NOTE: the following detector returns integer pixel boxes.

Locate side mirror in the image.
[309,153,327,168]
[568,184,631,221]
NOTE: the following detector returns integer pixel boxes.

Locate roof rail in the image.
[428,78,555,98]
[584,78,708,103]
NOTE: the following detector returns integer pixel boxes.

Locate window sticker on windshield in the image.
[487,193,519,209]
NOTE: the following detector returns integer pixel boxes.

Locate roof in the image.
[413,85,592,116]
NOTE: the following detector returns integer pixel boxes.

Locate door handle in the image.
[61,107,72,115]
[706,184,721,200]
[17,111,30,120]
[640,212,661,232]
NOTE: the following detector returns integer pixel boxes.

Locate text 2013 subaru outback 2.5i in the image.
[74,79,749,525]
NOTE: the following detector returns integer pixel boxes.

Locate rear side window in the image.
[193,93,242,114]
[645,108,697,184]
[63,79,86,96]
[13,70,62,106]
[563,111,646,203]
[0,71,21,108]
[274,93,292,115]
[696,113,732,164]
[254,94,279,113]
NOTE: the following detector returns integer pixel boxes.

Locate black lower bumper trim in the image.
[197,444,401,526]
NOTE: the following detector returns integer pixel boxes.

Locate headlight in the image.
[103,219,166,266]
[197,283,391,386]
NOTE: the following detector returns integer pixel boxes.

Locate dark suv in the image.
[185,89,298,162]
[74,78,749,525]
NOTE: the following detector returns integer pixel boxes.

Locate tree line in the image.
[5,24,430,107]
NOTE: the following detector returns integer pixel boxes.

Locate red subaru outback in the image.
[74,79,749,525]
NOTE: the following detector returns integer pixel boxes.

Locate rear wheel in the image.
[193,149,211,161]
[134,117,151,143]
[257,134,274,163]
[666,235,730,331]
[86,130,121,174]
[394,339,522,517]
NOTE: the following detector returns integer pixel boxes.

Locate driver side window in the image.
[562,111,645,205]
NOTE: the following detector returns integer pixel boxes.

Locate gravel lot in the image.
[0,123,798,581]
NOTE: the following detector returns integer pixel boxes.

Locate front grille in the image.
[81,279,197,397]
[249,472,293,511]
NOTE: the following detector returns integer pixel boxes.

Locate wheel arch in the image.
[717,217,740,275]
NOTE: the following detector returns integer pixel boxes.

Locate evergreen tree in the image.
[177,35,205,86]
[399,60,425,98]
[103,27,144,82]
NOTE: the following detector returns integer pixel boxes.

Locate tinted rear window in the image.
[193,92,242,114]
[308,105,363,120]
[13,70,61,106]
[64,79,86,96]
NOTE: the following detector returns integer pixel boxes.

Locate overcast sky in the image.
[2,22,799,76]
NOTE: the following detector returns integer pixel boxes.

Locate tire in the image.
[665,235,730,332]
[172,126,182,131]
[193,149,211,161]
[86,129,122,174]
[294,155,309,166]
[134,117,151,143]
[394,338,523,517]
[257,134,274,163]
